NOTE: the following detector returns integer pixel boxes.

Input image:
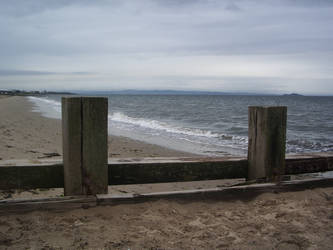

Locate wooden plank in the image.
[286,156,333,174]
[62,97,83,195]
[0,154,333,190]
[0,164,63,190]
[97,177,333,205]
[248,106,287,181]
[0,196,97,215]
[1,178,332,215]
[82,97,108,194]
[108,159,248,185]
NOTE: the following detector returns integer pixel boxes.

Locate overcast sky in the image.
[0,0,333,95]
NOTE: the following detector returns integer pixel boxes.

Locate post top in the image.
[62,96,108,100]
[248,106,287,109]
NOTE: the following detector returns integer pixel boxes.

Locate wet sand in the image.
[0,95,196,161]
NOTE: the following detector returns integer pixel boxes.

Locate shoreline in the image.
[1,95,333,249]
[0,95,197,161]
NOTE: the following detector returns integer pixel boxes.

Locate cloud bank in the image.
[0,0,332,94]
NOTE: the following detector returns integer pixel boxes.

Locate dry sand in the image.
[1,95,333,249]
[0,188,333,249]
[0,95,195,161]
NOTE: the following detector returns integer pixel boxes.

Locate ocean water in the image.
[27,94,333,156]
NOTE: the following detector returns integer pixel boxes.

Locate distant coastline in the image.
[0,89,75,96]
[74,90,323,96]
[75,90,276,96]
[1,89,331,97]
[282,93,303,97]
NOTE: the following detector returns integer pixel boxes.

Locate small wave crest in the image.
[108,112,249,155]
[287,139,333,153]
[27,96,61,119]
[109,112,231,139]
[28,96,61,107]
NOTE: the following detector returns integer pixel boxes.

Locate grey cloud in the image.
[0,0,111,17]
[0,0,333,94]
[1,0,332,57]
[1,0,332,18]
[225,2,241,11]
[0,70,56,76]
[0,70,92,76]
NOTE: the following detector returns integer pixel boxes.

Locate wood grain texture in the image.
[82,97,108,194]
[248,106,287,181]
[1,154,333,190]
[62,97,83,195]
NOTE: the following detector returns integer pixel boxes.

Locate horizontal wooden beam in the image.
[108,158,247,185]
[1,177,332,215]
[0,163,64,190]
[0,196,97,215]
[97,177,333,205]
[285,153,333,174]
[0,153,332,190]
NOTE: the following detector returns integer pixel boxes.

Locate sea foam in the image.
[27,96,61,119]
[109,112,221,139]
[26,95,332,156]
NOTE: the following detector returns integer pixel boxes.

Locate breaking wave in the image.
[27,95,333,156]
[109,112,221,139]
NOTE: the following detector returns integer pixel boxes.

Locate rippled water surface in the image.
[28,94,333,156]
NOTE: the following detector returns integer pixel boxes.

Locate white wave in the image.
[26,98,249,155]
[27,96,61,119]
[28,96,61,106]
[109,112,221,139]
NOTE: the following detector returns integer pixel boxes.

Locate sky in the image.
[0,0,333,95]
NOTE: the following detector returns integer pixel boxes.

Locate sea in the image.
[27,94,333,157]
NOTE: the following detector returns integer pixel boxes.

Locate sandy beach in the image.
[0,95,195,161]
[0,187,332,249]
[1,95,333,249]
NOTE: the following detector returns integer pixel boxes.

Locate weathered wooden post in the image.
[62,97,83,195]
[81,97,108,194]
[248,106,287,181]
[62,97,108,195]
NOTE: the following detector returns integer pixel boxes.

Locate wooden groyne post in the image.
[62,97,108,195]
[248,106,287,181]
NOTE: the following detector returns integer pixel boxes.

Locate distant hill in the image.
[282,93,303,97]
